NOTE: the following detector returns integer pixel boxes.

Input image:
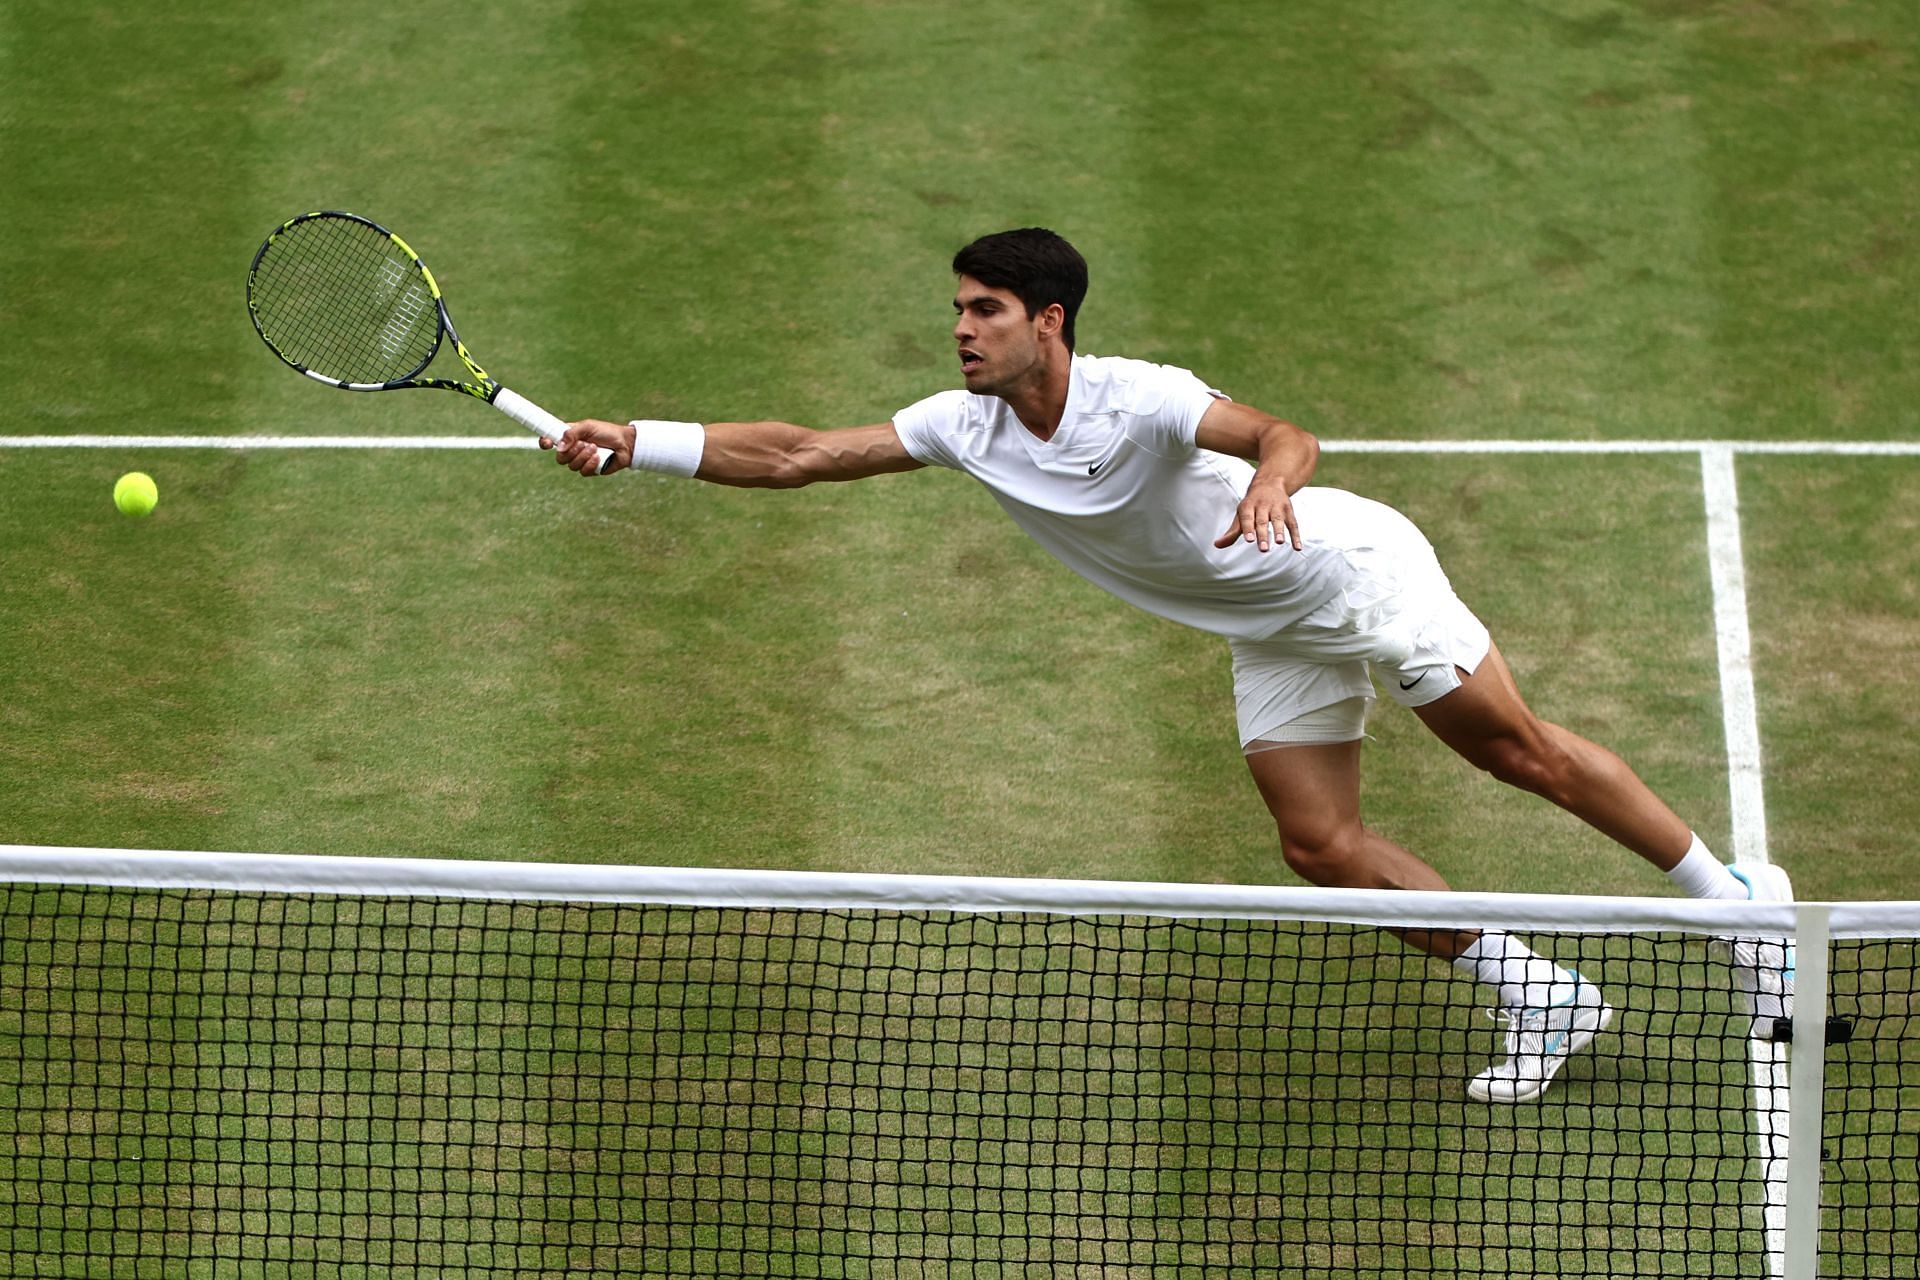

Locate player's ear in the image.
[1037,301,1066,342]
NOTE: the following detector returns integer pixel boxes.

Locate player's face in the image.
[952,276,1048,395]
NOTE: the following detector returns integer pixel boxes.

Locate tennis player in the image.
[547,227,1794,1103]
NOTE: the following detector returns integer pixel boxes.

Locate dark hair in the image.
[952,228,1088,351]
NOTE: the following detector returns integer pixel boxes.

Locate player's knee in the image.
[1480,736,1577,804]
[1277,822,1370,887]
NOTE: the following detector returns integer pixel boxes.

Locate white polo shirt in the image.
[892,354,1350,641]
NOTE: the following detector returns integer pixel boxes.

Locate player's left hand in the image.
[1214,479,1301,553]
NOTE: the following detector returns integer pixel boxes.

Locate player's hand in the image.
[544,419,635,475]
[1214,478,1302,553]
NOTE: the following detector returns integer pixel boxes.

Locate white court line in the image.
[7,437,1799,852]
[1326,439,1920,456]
[0,435,533,450]
[1701,445,1771,867]
[2,434,1919,455]
[1701,448,1798,1277]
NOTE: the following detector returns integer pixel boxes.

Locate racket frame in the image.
[247,210,611,472]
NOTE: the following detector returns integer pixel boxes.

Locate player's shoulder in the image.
[896,387,986,432]
[1073,353,1214,415]
[892,387,1002,470]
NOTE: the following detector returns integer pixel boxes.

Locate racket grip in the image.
[494,387,613,475]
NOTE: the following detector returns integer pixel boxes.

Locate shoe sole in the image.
[1467,1003,1616,1104]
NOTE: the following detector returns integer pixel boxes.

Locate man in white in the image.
[548,227,1794,1102]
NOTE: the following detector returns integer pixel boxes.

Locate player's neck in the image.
[1001,349,1074,441]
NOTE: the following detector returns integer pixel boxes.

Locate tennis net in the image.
[1,845,1914,1279]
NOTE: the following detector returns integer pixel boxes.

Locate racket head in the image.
[247,211,458,390]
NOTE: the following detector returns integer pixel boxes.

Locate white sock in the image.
[1454,932,1578,1010]
[1666,833,1747,900]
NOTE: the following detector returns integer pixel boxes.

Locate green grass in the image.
[2,0,1917,1276]
[0,447,1739,889]
[2,0,1916,886]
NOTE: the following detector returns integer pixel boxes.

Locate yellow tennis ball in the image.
[114,472,158,518]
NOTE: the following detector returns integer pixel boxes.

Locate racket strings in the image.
[251,216,442,383]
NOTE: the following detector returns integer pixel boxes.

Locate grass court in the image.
[1,1,1916,1276]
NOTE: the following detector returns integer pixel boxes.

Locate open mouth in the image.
[959,349,984,374]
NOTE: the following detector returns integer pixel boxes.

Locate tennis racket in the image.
[246,210,612,473]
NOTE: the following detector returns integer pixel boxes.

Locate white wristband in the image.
[627,420,705,477]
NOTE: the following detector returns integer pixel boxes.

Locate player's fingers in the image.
[1280,499,1302,551]
[565,434,608,473]
[1236,499,1270,552]
[1217,504,1257,550]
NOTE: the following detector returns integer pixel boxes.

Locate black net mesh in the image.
[1822,938,1920,1278]
[0,887,1913,1278]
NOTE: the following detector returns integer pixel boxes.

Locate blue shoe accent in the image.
[1469,974,1613,1104]
[1541,976,1583,1056]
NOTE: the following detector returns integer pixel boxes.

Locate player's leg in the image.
[1407,639,1766,903]
[1232,636,1609,1101]
[1408,641,1793,1040]
[1240,706,1610,1103]
[1361,511,1794,1037]
[1331,489,1750,902]
[1230,647,1471,959]
[1243,733,1476,962]
[1409,641,1695,870]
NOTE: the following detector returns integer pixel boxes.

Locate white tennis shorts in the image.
[1232,491,1491,750]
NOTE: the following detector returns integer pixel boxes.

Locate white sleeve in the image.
[1165,364,1228,449]
[1125,361,1227,453]
[891,390,969,470]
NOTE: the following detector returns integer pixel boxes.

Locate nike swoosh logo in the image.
[1399,671,1429,691]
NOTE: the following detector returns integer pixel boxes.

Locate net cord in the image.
[3,843,1914,940]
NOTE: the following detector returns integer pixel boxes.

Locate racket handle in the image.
[493,386,613,475]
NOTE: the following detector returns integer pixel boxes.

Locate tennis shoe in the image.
[1725,862,1795,1037]
[1467,974,1613,1104]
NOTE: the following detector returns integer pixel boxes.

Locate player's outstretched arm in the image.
[545,419,923,487]
[1195,399,1320,553]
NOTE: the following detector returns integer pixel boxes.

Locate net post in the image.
[1783,902,1833,1280]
